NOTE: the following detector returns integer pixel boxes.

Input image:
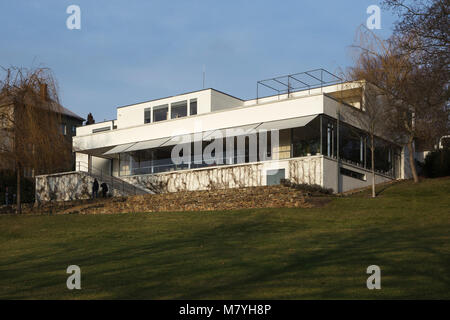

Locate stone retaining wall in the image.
[2,184,312,215]
[69,184,312,214]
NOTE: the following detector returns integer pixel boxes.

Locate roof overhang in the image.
[101,115,317,156]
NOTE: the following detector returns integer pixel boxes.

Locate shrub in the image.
[0,170,35,204]
[280,179,333,195]
[421,149,450,178]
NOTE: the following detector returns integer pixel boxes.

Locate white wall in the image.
[76,82,363,137]
[323,95,367,130]
[115,89,212,129]
[73,94,325,152]
[120,156,322,193]
[322,157,339,191]
[77,89,242,135]
[287,156,322,186]
[38,155,396,200]
[322,157,393,192]
[117,156,334,193]
[76,121,114,136]
[92,156,111,175]
[245,81,362,106]
[112,158,120,177]
[75,153,111,176]
[75,153,89,171]
[121,162,264,193]
[210,90,243,112]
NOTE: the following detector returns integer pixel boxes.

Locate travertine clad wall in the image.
[35,171,128,202]
[121,157,323,193]
[288,157,322,185]
[35,157,325,202]
[121,163,265,193]
[34,156,393,202]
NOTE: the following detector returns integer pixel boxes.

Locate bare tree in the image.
[382,0,449,70]
[0,66,71,213]
[350,27,449,183]
[383,0,450,150]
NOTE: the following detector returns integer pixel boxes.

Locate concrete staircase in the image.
[76,161,152,196]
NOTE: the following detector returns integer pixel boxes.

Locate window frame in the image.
[171,100,188,119]
[144,107,151,124]
[189,98,198,116]
[153,104,169,122]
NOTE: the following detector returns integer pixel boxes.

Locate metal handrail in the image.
[120,154,253,176]
[256,68,343,102]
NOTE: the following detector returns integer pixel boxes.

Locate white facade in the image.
[72,82,409,194]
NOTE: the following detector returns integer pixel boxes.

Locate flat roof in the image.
[91,80,361,127]
[116,88,244,109]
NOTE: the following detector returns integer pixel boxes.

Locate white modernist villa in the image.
[37,70,413,201]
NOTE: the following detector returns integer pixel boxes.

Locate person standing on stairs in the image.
[100,182,108,198]
[92,179,99,199]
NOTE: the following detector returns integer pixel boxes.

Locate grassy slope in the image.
[0,178,449,299]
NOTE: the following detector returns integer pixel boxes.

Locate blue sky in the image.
[0,1,396,122]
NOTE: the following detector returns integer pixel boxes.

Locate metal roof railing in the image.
[256,68,342,102]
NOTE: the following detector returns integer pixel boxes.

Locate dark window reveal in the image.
[153,104,168,122]
[144,108,151,123]
[340,167,365,180]
[171,101,187,119]
[190,99,197,115]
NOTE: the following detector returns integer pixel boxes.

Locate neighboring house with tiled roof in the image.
[0,89,84,175]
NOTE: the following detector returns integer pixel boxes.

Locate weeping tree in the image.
[0,66,71,213]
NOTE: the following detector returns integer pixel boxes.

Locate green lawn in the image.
[0,178,449,299]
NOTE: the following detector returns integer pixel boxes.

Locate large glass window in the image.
[153,104,168,122]
[292,117,321,157]
[171,101,187,119]
[190,99,197,115]
[118,131,271,175]
[119,153,131,176]
[332,119,400,176]
[120,146,186,175]
[339,124,364,165]
[116,113,399,178]
[373,138,397,174]
[144,108,151,123]
[257,130,272,161]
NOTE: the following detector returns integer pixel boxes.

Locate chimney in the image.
[40,83,48,101]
